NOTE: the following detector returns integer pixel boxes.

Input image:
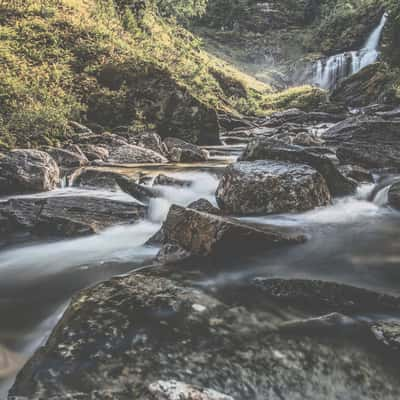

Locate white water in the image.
[313,13,387,90]
[149,172,219,222]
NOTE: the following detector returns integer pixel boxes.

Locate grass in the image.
[0,0,329,148]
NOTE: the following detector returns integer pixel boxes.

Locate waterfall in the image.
[312,13,388,90]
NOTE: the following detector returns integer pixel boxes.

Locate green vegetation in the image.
[0,0,328,148]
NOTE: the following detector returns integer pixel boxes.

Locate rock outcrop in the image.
[157,204,305,261]
[239,138,356,196]
[322,115,400,170]
[0,196,146,238]
[164,137,208,163]
[0,150,60,195]
[9,273,400,400]
[216,161,331,215]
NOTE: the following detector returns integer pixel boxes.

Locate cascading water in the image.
[313,13,388,90]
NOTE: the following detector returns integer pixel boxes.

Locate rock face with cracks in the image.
[9,273,400,400]
[216,160,331,216]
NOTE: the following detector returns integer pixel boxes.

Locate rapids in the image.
[1,152,400,398]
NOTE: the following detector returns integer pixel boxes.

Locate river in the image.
[1,147,400,398]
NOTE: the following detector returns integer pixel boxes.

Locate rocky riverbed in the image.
[2,107,400,399]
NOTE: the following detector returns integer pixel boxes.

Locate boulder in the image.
[158,204,305,260]
[45,147,89,170]
[164,137,208,163]
[239,139,356,196]
[153,174,192,188]
[216,161,331,216]
[322,115,400,170]
[252,278,400,313]
[116,176,161,204]
[79,144,109,161]
[136,132,168,156]
[188,198,221,215]
[0,149,60,195]
[388,182,400,210]
[0,196,146,238]
[71,168,128,191]
[10,273,400,400]
[107,144,168,164]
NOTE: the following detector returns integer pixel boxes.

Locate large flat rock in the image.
[0,196,146,238]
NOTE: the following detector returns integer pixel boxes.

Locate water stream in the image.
[1,151,400,398]
[312,13,388,89]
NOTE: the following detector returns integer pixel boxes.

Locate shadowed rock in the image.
[116,176,161,204]
[388,182,400,210]
[0,196,146,238]
[153,174,192,187]
[252,278,400,313]
[157,204,306,261]
[322,115,400,170]
[9,273,400,399]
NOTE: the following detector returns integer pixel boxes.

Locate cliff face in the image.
[193,0,386,87]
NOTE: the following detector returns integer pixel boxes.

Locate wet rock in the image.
[370,321,400,351]
[71,168,128,191]
[164,137,208,163]
[148,380,234,400]
[338,164,374,183]
[136,132,168,156]
[322,115,400,170]
[0,196,146,238]
[158,204,305,260]
[0,149,60,195]
[79,144,109,161]
[107,144,168,164]
[153,174,192,188]
[240,139,356,196]
[188,199,221,215]
[116,176,161,204]
[45,147,89,170]
[279,313,365,336]
[216,161,331,216]
[10,273,400,400]
[388,182,400,210]
[331,63,395,107]
[252,278,400,313]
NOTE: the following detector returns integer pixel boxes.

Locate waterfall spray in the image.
[312,13,388,90]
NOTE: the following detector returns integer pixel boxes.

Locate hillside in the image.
[0,0,328,149]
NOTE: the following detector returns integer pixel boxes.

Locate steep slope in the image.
[0,0,328,149]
